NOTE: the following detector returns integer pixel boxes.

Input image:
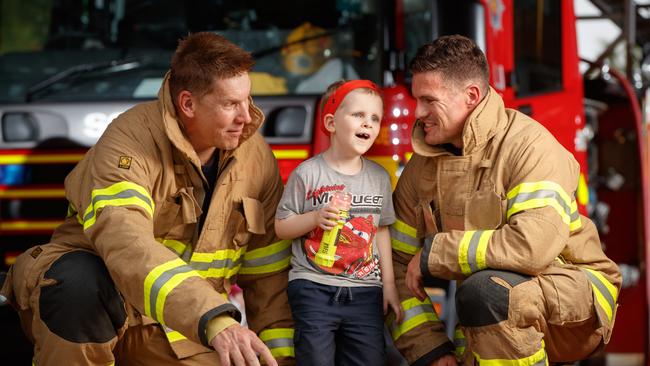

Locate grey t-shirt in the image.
[276,154,395,287]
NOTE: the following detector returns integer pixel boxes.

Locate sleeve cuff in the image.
[420,235,434,278]
[206,314,239,345]
[411,341,455,366]
[198,303,241,347]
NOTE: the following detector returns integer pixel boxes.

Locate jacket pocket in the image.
[154,187,201,240]
[416,200,439,238]
[230,197,266,247]
[465,189,505,230]
[538,264,594,326]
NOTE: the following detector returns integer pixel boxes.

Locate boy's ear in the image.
[323,113,336,134]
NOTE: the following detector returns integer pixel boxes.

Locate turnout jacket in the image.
[6,75,294,361]
[389,87,621,363]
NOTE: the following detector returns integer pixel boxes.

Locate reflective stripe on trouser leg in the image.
[473,341,548,366]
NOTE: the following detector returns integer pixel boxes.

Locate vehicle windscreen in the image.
[0,0,383,103]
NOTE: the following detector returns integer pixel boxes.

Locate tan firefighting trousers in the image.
[455,267,608,365]
[5,246,224,366]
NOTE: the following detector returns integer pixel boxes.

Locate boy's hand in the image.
[383,282,404,323]
[314,203,341,231]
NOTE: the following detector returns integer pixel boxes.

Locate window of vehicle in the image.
[402,0,486,79]
[513,0,563,96]
[0,0,384,103]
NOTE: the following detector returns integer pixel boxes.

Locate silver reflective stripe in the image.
[190,257,242,271]
[570,205,579,221]
[83,189,153,222]
[149,265,194,321]
[507,189,570,217]
[454,338,466,348]
[583,270,616,312]
[242,245,291,268]
[391,304,434,333]
[466,231,482,273]
[532,355,547,366]
[264,338,293,349]
[389,226,420,247]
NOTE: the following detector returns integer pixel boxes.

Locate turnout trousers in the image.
[455,267,614,365]
[4,244,223,366]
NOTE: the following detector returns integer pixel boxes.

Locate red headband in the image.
[321,80,380,134]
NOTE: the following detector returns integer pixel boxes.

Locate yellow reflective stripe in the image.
[155,271,201,324]
[458,231,474,276]
[189,248,244,279]
[569,200,582,231]
[506,181,574,227]
[390,219,420,255]
[454,328,466,357]
[393,219,417,237]
[165,330,187,342]
[144,258,199,324]
[259,328,295,358]
[577,173,589,206]
[82,181,154,230]
[474,341,547,366]
[390,297,438,341]
[459,230,494,275]
[156,238,187,256]
[582,268,618,321]
[239,239,292,275]
[272,149,309,160]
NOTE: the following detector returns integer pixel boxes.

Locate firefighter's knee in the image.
[39,251,126,343]
[456,270,530,327]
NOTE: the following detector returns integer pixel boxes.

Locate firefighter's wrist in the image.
[207,314,239,344]
[420,235,434,278]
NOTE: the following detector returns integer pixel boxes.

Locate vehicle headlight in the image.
[1,112,39,142]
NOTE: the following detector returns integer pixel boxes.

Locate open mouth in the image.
[355,132,370,140]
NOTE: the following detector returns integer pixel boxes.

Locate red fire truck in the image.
[0,0,647,363]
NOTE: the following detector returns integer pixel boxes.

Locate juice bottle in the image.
[315,191,352,268]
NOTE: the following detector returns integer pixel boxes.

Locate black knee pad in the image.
[39,251,126,343]
[456,270,530,327]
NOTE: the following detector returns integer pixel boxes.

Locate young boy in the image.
[275,79,403,365]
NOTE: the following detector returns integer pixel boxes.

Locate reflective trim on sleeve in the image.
[156,238,188,257]
[239,239,292,275]
[259,328,295,358]
[390,219,421,255]
[474,340,548,366]
[163,325,187,343]
[189,248,244,279]
[458,230,494,276]
[82,181,154,230]
[143,258,201,325]
[454,328,466,358]
[506,181,581,231]
[389,297,438,341]
[581,267,618,321]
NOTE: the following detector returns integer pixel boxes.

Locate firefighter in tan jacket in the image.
[387,35,621,365]
[0,33,294,366]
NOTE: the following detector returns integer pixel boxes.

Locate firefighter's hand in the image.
[210,323,277,366]
[428,354,458,366]
[315,203,340,231]
[406,249,428,301]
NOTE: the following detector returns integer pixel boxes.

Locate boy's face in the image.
[326,89,383,157]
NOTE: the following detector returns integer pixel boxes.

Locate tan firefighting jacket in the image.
[5,74,294,362]
[388,87,621,363]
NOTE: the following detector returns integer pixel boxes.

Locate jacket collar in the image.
[157,72,265,166]
[411,86,508,157]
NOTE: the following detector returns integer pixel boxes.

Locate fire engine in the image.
[0,0,647,364]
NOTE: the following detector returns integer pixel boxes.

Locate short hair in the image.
[169,32,254,101]
[320,80,382,113]
[409,35,489,93]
